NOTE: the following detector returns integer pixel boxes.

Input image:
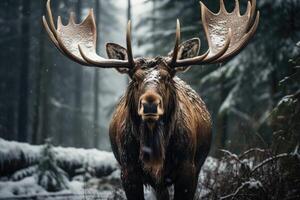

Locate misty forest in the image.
[0,0,299,199]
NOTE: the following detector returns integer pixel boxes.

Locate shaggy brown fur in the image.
[109,57,212,200]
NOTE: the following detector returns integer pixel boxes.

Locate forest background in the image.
[0,0,299,156]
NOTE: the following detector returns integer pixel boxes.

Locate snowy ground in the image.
[0,139,218,200]
[0,168,157,200]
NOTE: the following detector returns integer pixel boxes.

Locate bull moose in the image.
[42,0,259,199]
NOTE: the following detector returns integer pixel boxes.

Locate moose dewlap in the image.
[42,0,259,199]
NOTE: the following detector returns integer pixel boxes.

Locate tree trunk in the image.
[32,1,46,144]
[17,0,31,142]
[152,0,157,56]
[37,0,57,144]
[74,0,83,147]
[0,0,21,140]
[127,0,132,22]
[213,75,228,156]
[93,0,101,148]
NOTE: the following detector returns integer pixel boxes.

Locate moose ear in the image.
[168,38,200,73]
[106,43,130,74]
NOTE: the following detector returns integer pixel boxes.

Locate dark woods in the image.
[0,0,299,152]
[0,0,299,199]
[0,0,299,153]
[0,0,128,149]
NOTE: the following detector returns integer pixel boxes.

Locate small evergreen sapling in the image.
[36,138,69,192]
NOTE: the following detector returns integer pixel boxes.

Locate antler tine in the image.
[46,0,57,38]
[234,0,241,15]
[42,6,69,58]
[167,19,210,67]
[69,12,76,25]
[171,19,181,64]
[219,0,227,13]
[43,0,135,69]
[42,0,64,54]
[42,16,63,52]
[127,21,135,67]
[169,0,259,68]
[246,0,257,31]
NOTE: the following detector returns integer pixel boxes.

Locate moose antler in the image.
[169,0,260,68]
[42,0,134,68]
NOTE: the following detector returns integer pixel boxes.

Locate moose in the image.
[43,0,259,199]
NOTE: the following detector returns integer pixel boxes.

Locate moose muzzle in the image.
[138,91,164,122]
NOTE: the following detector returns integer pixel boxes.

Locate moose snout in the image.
[143,102,158,114]
[138,92,164,121]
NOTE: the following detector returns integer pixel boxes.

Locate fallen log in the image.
[0,139,118,178]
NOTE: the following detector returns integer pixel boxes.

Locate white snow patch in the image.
[144,69,160,85]
[246,178,263,190]
[0,176,46,198]
[277,95,294,107]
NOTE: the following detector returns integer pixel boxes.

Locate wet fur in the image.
[140,121,165,166]
[109,71,212,200]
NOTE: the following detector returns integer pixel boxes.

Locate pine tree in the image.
[271,42,300,153]
[36,138,69,192]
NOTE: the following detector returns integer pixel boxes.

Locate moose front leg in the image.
[173,162,197,200]
[121,167,145,200]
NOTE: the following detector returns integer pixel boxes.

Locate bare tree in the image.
[18,0,31,142]
[73,0,84,146]
[93,0,101,148]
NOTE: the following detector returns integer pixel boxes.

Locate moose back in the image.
[43,0,259,199]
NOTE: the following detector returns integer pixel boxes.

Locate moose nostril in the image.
[143,102,157,114]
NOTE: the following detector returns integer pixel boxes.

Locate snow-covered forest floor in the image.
[0,138,120,199]
[0,139,162,199]
[1,137,300,200]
